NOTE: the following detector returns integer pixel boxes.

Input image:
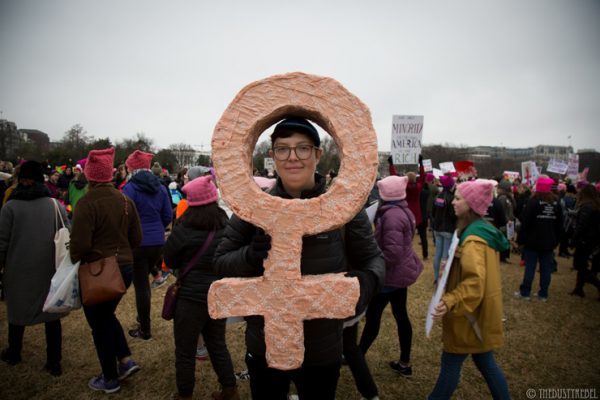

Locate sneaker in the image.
[151,275,168,289]
[196,346,209,361]
[534,293,548,303]
[118,359,141,381]
[389,360,412,377]
[234,370,250,381]
[88,374,121,393]
[513,291,531,301]
[128,328,152,340]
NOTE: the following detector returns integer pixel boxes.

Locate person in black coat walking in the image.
[164,176,238,400]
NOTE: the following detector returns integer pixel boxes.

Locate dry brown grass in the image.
[1,233,599,399]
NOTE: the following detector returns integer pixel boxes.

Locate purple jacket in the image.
[374,201,424,288]
[123,171,173,247]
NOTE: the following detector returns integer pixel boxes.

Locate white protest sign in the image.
[390,115,423,165]
[264,157,274,173]
[439,162,456,174]
[432,168,443,178]
[423,159,433,172]
[521,161,539,186]
[365,201,378,224]
[547,159,569,175]
[426,231,459,338]
[567,154,579,179]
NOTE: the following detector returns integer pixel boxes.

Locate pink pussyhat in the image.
[84,148,115,183]
[456,179,494,216]
[126,150,154,172]
[535,177,554,193]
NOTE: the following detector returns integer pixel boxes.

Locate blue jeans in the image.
[429,351,510,400]
[433,231,453,281]
[519,249,554,298]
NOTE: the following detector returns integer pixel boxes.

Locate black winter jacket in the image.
[573,203,600,250]
[213,174,385,367]
[517,196,563,251]
[163,224,225,304]
[432,189,457,233]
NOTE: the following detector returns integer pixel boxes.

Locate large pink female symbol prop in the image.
[208,72,379,370]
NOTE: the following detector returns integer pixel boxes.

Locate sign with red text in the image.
[390,115,423,165]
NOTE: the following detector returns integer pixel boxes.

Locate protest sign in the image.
[547,159,568,175]
[521,161,539,186]
[567,154,579,179]
[263,157,274,174]
[439,162,456,174]
[426,231,459,338]
[432,168,443,178]
[455,160,476,177]
[390,115,423,165]
[422,159,433,172]
[503,171,520,182]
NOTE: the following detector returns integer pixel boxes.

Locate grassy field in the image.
[1,234,599,399]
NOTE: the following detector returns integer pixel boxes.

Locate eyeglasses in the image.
[272,145,318,161]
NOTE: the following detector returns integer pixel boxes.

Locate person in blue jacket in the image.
[123,150,173,340]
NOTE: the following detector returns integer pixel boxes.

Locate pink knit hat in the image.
[125,150,154,172]
[182,175,218,206]
[254,176,276,190]
[425,172,435,183]
[378,175,408,201]
[535,177,554,193]
[456,179,494,216]
[557,183,567,192]
[440,175,455,189]
[84,147,115,182]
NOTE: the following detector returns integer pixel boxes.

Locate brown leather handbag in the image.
[79,194,128,306]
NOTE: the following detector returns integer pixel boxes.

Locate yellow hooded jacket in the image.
[441,220,509,353]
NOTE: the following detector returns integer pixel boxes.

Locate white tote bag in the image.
[53,199,70,269]
[43,255,81,313]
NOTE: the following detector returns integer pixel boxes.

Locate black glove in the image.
[387,155,393,165]
[246,230,271,270]
[345,270,372,316]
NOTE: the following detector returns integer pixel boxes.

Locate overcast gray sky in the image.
[1,0,599,152]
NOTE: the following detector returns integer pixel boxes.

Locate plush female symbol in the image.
[208,72,379,370]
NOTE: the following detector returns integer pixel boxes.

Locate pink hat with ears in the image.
[378,175,408,201]
[125,150,154,172]
[182,175,218,206]
[456,179,494,216]
[84,148,115,182]
[535,177,554,193]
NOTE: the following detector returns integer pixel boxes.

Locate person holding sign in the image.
[429,179,510,400]
[213,116,384,400]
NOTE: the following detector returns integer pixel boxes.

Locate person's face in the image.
[452,190,470,218]
[65,167,72,175]
[50,172,59,183]
[74,169,82,178]
[269,132,322,198]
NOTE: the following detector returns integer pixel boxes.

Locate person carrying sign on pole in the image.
[429,179,510,400]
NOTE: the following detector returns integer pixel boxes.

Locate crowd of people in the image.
[0,116,599,400]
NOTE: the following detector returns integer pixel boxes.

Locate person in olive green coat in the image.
[430,179,510,400]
